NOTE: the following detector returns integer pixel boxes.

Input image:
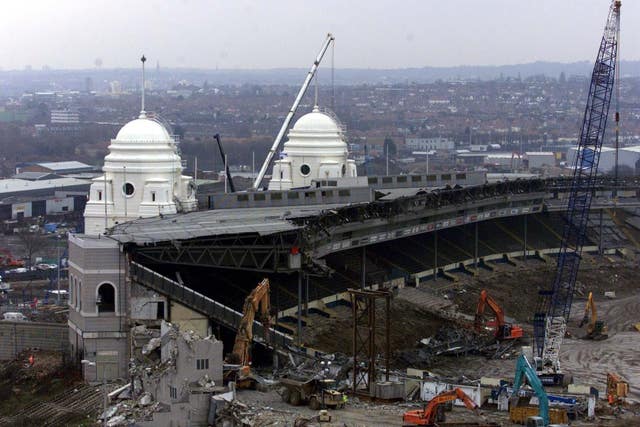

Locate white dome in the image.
[292,106,340,133]
[115,117,172,142]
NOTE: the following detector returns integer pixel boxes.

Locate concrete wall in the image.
[0,321,68,360]
[170,301,208,338]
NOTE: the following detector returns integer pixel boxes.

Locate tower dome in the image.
[84,112,197,235]
[291,106,341,133]
[115,115,172,142]
[268,105,357,190]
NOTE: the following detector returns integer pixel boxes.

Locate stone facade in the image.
[67,233,129,381]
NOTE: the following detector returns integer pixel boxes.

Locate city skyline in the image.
[0,0,637,71]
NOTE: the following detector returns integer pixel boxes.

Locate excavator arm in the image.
[475,289,523,340]
[512,354,549,426]
[230,278,271,366]
[579,292,596,328]
[476,289,506,327]
[403,388,478,425]
[579,291,607,339]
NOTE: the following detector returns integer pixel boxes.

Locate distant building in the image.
[16,161,95,176]
[525,152,556,169]
[405,137,454,151]
[0,177,90,220]
[566,146,640,174]
[50,109,80,124]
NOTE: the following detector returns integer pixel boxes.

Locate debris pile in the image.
[99,389,166,426]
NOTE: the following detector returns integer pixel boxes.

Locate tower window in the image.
[97,283,116,313]
[300,164,311,176]
[97,190,102,201]
[123,182,135,197]
[151,191,156,202]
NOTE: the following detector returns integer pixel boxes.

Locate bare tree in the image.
[15,228,51,267]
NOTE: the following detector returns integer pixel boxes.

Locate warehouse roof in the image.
[0,177,90,195]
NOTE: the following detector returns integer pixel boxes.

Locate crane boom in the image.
[252,33,335,190]
[533,0,620,382]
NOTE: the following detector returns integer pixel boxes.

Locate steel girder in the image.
[130,231,300,273]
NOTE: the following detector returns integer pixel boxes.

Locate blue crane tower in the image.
[533,0,621,386]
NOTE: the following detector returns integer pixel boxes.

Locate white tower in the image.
[268,106,357,190]
[84,57,196,234]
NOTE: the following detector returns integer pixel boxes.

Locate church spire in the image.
[140,54,147,119]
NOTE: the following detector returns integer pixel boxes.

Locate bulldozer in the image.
[579,292,608,340]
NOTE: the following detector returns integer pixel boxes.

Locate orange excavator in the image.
[403,387,480,426]
[0,249,24,268]
[229,278,271,366]
[225,278,271,387]
[474,289,523,340]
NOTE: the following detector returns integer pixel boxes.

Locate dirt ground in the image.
[295,253,640,425]
[0,349,81,417]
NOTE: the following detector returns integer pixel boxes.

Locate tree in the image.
[16,228,51,267]
[383,137,397,156]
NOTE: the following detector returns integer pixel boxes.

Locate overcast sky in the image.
[0,0,636,70]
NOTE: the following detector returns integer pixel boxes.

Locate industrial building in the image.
[0,177,90,220]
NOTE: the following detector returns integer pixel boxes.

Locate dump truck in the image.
[509,406,568,425]
[279,376,346,410]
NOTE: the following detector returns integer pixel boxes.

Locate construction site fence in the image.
[129,261,294,350]
[0,320,69,360]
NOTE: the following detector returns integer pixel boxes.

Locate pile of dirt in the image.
[305,298,445,355]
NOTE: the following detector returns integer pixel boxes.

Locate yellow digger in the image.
[225,278,271,388]
[579,292,608,340]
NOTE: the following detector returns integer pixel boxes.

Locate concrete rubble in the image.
[99,321,225,426]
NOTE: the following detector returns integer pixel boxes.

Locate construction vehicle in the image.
[402,387,481,426]
[214,133,235,193]
[475,289,523,340]
[533,0,621,386]
[606,372,628,405]
[579,292,608,340]
[510,354,568,426]
[279,376,346,410]
[225,278,271,387]
[0,249,25,268]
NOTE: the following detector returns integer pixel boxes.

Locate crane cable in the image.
[613,8,621,213]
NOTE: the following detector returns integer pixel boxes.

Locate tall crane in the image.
[252,33,335,190]
[533,0,621,385]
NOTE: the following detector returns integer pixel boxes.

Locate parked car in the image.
[2,312,28,322]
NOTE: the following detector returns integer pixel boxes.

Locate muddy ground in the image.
[297,252,640,426]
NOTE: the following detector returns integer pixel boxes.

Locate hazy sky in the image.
[0,0,636,70]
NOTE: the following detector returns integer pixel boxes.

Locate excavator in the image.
[578,292,608,340]
[0,249,25,268]
[225,278,271,387]
[475,289,523,340]
[403,387,480,426]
